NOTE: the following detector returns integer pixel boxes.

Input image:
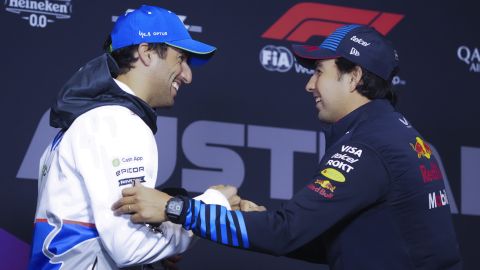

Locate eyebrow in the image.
[178,50,189,59]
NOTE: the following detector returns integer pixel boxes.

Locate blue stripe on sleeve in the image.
[188,200,201,230]
[234,210,250,248]
[209,204,217,241]
[220,207,228,244]
[200,203,206,237]
[184,200,192,229]
[226,210,239,247]
[51,130,65,150]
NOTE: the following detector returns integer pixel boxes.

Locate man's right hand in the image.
[240,200,266,212]
[208,185,241,210]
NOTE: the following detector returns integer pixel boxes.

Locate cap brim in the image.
[167,39,216,66]
[291,44,340,68]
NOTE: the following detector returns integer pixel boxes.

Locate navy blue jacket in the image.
[178,100,462,270]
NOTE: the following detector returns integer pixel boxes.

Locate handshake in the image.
[111,181,266,224]
[208,185,267,212]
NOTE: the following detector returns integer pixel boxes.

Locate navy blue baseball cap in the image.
[111,5,216,66]
[292,24,399,80]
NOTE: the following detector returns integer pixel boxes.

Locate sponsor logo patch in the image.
[457,45,480,73]
[307,183,334,199]
[112,159,120,167]
[350,35,370,47]
[410,137,432,159]
[115,166,145,177]
[320,167,345,182]
[350,47,360,56]
[4,0,73,28]
[118,176,146,187]
[112,156,144,167]
[308,168,346,199]
[331,153,359,164]
[341,145,362,157]
[326,159,354,173]
[420,161,443,183]
[428,189,449,210]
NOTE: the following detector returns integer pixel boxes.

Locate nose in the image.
[305,74,316,93]
[180,62,192,84]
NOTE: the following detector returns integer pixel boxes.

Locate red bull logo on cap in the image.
[410,137,432,159]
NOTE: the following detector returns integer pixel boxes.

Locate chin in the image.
[318,113,333,123]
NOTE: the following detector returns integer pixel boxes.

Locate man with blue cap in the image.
[113,24,462,269]
[28,5,234,269]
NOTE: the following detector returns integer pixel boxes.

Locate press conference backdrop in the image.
[1,0,479,269]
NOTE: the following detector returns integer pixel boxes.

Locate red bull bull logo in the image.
[308,168,346,199]
[410,137,432,159]
[315,179,336,192]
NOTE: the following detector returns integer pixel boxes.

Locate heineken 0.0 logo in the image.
[5,0,73,28]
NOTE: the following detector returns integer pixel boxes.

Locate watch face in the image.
[167,199,184,216]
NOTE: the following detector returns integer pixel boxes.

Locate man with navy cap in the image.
[113,24,462,269]
[28,5,235,269]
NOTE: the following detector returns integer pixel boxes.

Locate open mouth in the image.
[172,81,180,92]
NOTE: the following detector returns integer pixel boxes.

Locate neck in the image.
[335,95,371,122]
[116,72,152,106]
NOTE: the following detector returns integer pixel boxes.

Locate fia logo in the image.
[260,45,294,72]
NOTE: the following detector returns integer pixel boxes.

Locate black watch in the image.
[165,196,187,224]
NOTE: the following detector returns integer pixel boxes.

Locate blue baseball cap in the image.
[111,5,216,66]
[292,24,399,80]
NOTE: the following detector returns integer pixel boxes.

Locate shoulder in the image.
[69,105,153,139]
[352,110,419,148]
[62,105,156,153]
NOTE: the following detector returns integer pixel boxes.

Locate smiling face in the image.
[148,46,192,108]
[305,59,366,123]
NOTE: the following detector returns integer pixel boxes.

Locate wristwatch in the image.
[165,196,187,224]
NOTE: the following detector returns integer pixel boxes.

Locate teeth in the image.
[172,81,179,91]
[315,97,321,103]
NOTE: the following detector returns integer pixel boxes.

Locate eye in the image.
[315,68,322,75]
[178,54,187,63]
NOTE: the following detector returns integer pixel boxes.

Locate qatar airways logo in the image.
[4,0,73,28]
[457,46,480,73]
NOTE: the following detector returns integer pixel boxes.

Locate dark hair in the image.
[335,57,399,105]
[102,35,168,75]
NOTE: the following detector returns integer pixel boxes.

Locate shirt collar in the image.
[323,99,394,147]
[113,78,136,96]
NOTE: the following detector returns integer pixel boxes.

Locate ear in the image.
[137,43,152,66]
[349,66,363,92]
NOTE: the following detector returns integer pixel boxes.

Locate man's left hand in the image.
[111,180,172,223]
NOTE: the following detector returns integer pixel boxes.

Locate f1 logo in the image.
[262,3,404,43]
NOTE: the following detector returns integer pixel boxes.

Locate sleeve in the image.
[69,107,191,266]
[179,142,390,257]
[284,236,327,263]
